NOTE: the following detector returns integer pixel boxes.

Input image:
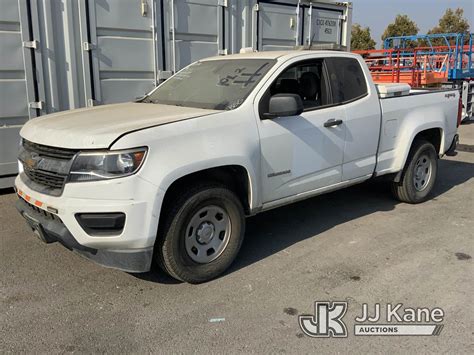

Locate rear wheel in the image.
[155,183,245,283]
[391,139,438,204]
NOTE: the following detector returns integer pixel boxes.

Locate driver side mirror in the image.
[263,94,304,119]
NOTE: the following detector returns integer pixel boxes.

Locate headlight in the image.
[69,147,147,182]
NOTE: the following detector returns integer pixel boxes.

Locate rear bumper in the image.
[445,134,459,156]
[15,197,153,272]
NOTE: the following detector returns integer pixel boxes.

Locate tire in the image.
[155,183,245,283]
[391,139,438,204]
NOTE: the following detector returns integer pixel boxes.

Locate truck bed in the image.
[375,88,459,176]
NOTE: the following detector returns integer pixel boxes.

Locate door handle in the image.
[324,118,343,128]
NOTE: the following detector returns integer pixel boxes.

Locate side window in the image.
[259,59,331,116]
[326,57,368,104]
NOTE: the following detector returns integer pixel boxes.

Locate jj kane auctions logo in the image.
[299,302,444,337]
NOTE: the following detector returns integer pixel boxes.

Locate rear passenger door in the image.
[325,57,381,181]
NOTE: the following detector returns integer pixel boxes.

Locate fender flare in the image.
[393,126,443,183]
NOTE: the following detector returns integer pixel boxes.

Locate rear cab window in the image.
[325,57,368,104]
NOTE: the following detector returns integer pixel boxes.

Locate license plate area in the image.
[22,212,49,243]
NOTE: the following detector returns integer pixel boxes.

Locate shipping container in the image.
[0,0,352,187]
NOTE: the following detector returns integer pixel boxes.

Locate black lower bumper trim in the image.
[15,198,152,273]
[445,134,459,156]
[75,212,126,236]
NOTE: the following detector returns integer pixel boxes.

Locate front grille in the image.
[23,139,78,160]
[24,167,67,190]
[21,140,78,195]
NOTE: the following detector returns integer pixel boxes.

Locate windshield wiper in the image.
[134,93,151,102]
[140,96,154,103]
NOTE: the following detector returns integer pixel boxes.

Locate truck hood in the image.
[20,102,219,149]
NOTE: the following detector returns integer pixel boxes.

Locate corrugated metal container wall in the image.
[0,0,36,188]
[0,0,352,187]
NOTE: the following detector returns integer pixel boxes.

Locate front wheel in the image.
[155,183,245,283]
[391,139,438,204]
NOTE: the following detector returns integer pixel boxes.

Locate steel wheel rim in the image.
[184,205,231,264]
[413,154,432,191]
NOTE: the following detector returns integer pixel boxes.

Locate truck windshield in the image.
[144,59,275,110]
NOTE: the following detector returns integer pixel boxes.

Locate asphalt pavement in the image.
[1,124,473,353]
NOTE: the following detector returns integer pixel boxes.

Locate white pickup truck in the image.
[15,50,460,283]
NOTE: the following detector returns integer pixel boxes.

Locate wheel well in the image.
[413,128,442,154]
[393,128,442,183]
[161,165,252,215]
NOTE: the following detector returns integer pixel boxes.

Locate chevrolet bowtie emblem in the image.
[24,153,40,169]
[24,157,37,169]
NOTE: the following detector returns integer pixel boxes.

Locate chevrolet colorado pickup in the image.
[15,50,460,283]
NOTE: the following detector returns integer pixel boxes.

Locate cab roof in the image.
[201,50,358,62]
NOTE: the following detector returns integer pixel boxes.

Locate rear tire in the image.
[391,139,438,204]
[155,183,245,283]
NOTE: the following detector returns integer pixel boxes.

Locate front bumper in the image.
[16,198,153,272]
[14,173,163,273]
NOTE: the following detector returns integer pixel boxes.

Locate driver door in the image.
[257,59,346,203]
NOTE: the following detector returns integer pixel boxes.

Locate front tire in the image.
[155,183,245,283]
[391,139,438,204]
